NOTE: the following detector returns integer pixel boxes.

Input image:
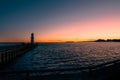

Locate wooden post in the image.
[25,72,29,80]
[1,53,4,65]
[0,53,2,65]
[11,52,14,60]
[13,52,15,59]
[10,52,12,60]
[8,52,11,61]
[89,68,93,77]
[92,69,98,80]
[5,52,8,63]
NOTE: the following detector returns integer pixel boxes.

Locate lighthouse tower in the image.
[31,33,34,45]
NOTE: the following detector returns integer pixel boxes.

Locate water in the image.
[3,42,120,71]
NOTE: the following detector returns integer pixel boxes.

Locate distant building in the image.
[31,33,34,45]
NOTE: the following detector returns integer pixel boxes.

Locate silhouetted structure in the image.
[95,39,120,42]
[0,44,37,68]
[0,33,37,68]
[31,33,34,45]
[95,39,106,42]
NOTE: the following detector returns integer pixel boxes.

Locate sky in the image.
[0,0,120,42]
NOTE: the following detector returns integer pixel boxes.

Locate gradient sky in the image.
[0,0,120,42]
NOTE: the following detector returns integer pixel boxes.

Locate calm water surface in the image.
[2,42,120,71]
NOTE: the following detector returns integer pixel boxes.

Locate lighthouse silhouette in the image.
[31,33,34,45]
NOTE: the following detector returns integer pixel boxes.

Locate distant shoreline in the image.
[1,40,120,43]
[95,39,120,42]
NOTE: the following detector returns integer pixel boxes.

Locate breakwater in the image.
[0,43,37,67]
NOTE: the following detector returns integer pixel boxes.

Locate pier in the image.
[0,33,37,67]
[0,43,37,67]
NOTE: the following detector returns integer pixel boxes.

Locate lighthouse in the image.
[31,33,34,45]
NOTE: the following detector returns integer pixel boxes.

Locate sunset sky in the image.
[0,0,120,42]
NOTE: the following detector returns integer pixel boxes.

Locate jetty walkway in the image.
[0,43,37,67]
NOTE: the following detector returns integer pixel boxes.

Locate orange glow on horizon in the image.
[17,15,120,42]
[35,14,120,42]
[1,12,120,42]
[1,1,120,43]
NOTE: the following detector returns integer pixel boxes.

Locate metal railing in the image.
[0,58,120,80]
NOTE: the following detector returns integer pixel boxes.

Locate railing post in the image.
[5,52,8,63]
[89,68,93,77]
[8,52,11,61]
[0,53,1,65]
[13,52,15,59]
[1,53,4,65]
[25,72,29,80]
[12,52,14,60]
[0,52,2,65]
[10,52,12,61]
[92,69,98,80]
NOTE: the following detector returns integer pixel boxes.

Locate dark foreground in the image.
[0,70,120,80]
[1,62,120,80]
[1,43,120,80]
[0,72,91,80]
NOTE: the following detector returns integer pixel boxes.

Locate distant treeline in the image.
[95,39,120,42]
